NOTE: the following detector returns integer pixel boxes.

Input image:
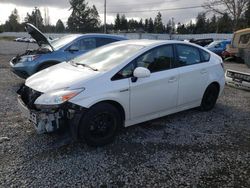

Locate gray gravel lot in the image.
[0,41,250,187]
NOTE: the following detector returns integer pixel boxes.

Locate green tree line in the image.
[0,0,250,34]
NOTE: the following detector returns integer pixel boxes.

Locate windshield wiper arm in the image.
[75,63,98,71]
[69,61,98,71]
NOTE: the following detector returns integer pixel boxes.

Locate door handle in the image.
[200,69,207,74]
[168,77,177,83]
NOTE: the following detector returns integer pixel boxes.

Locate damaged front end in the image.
[17,85,85,135]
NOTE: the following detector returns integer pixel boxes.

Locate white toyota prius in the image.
[17,40,225,146]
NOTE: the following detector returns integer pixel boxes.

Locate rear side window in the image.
[96,38,119,47]
[79,38,96,50]
[175,44,201,66]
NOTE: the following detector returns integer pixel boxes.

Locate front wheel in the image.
[200,84,219,111]
[78,103,121,147]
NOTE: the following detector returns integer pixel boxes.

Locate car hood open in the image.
[25,23,54,50]
[25,62,100,93]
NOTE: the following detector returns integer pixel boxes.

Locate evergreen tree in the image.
[25,7,44,29]
[148,18,154,33]
[217,13,233,33]
[55,19,65,33]
[114,14,121,31]
[195,13,207,34]
[120,14,128,31]
[67,0,100,32]
[154,12,164,33]
[144,19,149,32]
[4,8,21,32]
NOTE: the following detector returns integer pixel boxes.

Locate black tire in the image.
[78,103,121,147]
[200,84,219,111]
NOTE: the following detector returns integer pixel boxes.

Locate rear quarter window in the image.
[200,49,210,62]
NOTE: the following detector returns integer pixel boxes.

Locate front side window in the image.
[135,45,174,73]
[239,34,250,45]
[112,45,174,80]
[176,44,201,66]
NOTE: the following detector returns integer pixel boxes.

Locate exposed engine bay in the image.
[16,84,83,135]
[11,47,51,65]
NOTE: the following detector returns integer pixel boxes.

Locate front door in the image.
[129,45,179,119]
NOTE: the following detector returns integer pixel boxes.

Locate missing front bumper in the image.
[17,95,63,134]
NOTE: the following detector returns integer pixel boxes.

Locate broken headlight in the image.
[34,88,84,109]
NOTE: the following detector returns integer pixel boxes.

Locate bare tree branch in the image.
[203,0,248,29]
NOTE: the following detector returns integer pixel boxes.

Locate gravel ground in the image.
[0,41,250,187]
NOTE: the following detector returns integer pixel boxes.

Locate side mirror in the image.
[68,45,79,52]
[133,67,151,78]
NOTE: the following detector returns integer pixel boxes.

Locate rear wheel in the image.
[78,103,121,147]
[200,84,219,111]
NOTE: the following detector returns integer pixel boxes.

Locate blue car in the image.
[205,40,231,56]
[10,23,127,78]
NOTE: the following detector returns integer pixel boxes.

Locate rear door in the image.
[174,44,210,106]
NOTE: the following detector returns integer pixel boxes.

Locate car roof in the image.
[66,33,127,40]
[111,39,192,47]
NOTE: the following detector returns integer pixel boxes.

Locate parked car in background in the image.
[10,23,127,79]
[223,28,250,67]
[189,38,214,47]
[205,40,231,56]
[17,40,225,146]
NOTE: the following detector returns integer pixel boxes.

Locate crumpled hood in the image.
[26,62,100,93]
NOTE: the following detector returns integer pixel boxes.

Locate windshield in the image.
[50,35,79,50]
[73,43,145,71]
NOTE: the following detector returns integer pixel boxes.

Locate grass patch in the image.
[0,36,16,41]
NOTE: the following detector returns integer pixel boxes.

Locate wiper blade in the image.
[69,61,98,71]
[75,63,98,71]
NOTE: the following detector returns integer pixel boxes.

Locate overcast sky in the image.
[0,0,207,26]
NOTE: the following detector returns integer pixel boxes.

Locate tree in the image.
[114,14,121,31]
[203,0,249,30]
[120,14,128,31]
[177,23,188,34]
[217,13,233,33]
[148,18,154,33]
[25,7,44,29]
[208,15,218,33]
[154,12,164,33]
[144,19,149,32]
[245,1,250,26]
[88,5,101,32]
[195,13,207,34]
[4,8,21,32]
[55,19,65,33]
[67,0,100,32]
